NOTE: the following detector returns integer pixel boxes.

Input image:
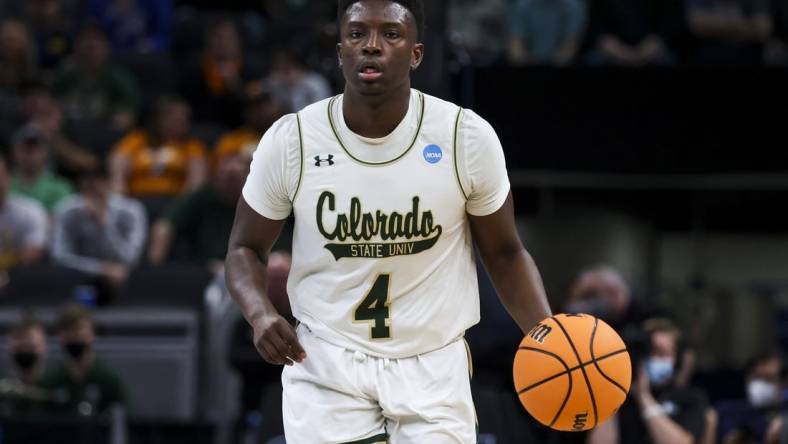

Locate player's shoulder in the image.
[260,112,303,148]
[420,91,496,135]
[421,90,461,115]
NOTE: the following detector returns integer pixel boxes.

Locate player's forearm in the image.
[225,246,278,325]
[483,247,552,334]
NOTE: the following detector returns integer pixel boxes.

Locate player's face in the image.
[337,0,424,96]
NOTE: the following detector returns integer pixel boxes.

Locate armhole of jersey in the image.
[452,107,469,201]
[292,112,305,205]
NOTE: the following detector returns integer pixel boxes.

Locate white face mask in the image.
[747,379,780,408]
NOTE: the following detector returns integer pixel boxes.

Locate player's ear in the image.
[337,43,343,68]
[410,43,424,71]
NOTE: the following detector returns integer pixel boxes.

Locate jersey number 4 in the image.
[354,274,391,339]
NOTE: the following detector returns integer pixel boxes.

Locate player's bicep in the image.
[228,197,288,259]
[469,192,523,262]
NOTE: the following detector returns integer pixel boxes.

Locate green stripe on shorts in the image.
[342,433,388,444]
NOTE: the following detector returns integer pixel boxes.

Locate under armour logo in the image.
[314,155,335,167]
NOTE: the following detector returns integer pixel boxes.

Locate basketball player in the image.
[226,0,553,441]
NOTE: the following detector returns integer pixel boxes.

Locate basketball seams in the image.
[590,317,629,396]
[516,346,571,394]
[551,316,600,430]
[517,348,628,394]
[513,346,573,428]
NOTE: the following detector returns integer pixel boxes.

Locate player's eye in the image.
[385,31,400,39]
[349,30,363,39]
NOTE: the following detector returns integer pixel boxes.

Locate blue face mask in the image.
[646,357,675,386]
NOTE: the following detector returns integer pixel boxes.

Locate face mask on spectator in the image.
[646,357,674,386]
[747,379,781,408]
[13,351,38,371]
[64,342,89,361]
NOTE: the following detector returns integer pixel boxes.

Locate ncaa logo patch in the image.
[423,145,443,164]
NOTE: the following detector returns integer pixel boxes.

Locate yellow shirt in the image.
[213,127,260,168]
[114,130,207,197]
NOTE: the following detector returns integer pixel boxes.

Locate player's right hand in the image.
[252,313,307,366]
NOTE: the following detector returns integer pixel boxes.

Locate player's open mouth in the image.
[359,65,383,82]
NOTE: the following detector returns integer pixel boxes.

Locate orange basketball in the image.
[513,313,631,432]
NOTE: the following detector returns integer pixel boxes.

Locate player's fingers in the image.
[257,338,285,365]
[277,323,307,362]
[266,330,295,366]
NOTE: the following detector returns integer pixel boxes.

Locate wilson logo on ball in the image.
[527,323,552,343]
[573,412,589,431]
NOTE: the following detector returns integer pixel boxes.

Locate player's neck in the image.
[342,84,411,139]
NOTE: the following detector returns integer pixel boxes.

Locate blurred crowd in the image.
[0,0,326,300]
[451,0,788,66]
[1,304,127,419]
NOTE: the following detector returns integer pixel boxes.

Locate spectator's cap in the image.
[11,123,47,148]
[243,81,273,105]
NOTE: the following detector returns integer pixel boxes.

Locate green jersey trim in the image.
[293,112,305,204]
[327,92,425,166]
[342,433,388,444]
[453,107,468,200]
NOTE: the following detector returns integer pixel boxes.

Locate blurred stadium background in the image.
[0,0,787,443]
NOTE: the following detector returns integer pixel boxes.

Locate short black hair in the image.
[55,303,94,333]
[337,0,425,40]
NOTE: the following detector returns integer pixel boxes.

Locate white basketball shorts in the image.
[281,324,477,443]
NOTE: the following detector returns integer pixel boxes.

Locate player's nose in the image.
[362,31,382,55]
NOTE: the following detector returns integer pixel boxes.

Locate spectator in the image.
[0,153,48,274]
[51,162,146,295]
[39,304,128,416]
[565,265,657,331]
[212,83,287,169]
[262,48,331,113]
[687,0,772,65]
[147,151,250,272]
[508,0,587,66]
[588,318,710,444]
[585,0,683,66]
[0,20,38,90]
[9,123,73,212]
[87,0,172,54]
[23,0,77,77]
[52,23,140,131]
[21,84,98,180]
[716,352,786,443]
[448,0,510,66]
[1,316,50,416]
[180,18,262,127]
[767,0,788,64]
[110,95,207,210]
[6,316,48,386]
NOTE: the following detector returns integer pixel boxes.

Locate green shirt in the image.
[38,360,128,416]
[52,64,140,122]
[11,173,74,212]
[164,186,239,261]
[164,185,292,261]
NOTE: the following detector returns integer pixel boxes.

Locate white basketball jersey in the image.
[243,89,511,358]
